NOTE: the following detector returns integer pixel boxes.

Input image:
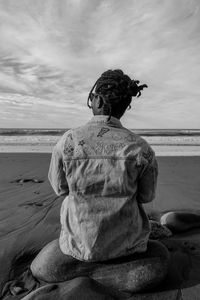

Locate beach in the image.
[1,150,200,299]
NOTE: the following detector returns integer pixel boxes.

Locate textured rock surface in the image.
[161,211,200,233]
[150,220,172,240]
[90,241,170,292]
[31,239,170,293]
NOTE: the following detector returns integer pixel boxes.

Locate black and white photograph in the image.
[0,1,200,299]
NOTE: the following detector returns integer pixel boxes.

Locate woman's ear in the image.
[96,95,104,109]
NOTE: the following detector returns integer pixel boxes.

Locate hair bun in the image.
[128,80,148,98]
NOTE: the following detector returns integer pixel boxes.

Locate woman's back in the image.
[48,115,157,261]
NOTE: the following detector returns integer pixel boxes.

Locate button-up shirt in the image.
[48,115,158,262]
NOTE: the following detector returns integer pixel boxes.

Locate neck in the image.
[93,112,121,120]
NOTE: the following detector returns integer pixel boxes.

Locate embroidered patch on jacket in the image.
[67,133,73,140]
[111,133,122,141]
[64,142,74,156]
[93,141,126,155]
[97,127,110,137]
[78,139,85,146]
[124,134,137,143]
[142,147,154,164]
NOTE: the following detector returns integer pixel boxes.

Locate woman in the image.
[31,69,169,292]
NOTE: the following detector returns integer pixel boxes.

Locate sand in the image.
[0,153,200,299]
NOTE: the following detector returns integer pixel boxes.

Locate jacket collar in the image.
[88,115,123,128]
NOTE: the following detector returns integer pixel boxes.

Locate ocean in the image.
[0,129,200,155]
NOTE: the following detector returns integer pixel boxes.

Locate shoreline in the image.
[0,145,200,156]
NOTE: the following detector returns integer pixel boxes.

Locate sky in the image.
[0,0,200,129]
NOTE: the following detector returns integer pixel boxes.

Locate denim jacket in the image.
[48,115,158,262]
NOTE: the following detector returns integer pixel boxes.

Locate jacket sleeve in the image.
[137,146,158,203]
[48,136,69,196]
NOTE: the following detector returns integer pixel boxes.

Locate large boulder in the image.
[31,240,170,293]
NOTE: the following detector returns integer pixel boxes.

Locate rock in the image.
[161,211,200,232]
[31,239,170,293]
[150,220,172,240]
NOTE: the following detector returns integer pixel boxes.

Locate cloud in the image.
[0,0,200,128]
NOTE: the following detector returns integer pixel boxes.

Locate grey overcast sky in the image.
[0,0,200,128]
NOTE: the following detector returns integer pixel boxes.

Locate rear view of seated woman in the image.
[31,69,170,293]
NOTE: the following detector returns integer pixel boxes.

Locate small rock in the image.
[150,220,172,240]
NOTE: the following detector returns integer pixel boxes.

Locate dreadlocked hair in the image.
[87,69,148,121]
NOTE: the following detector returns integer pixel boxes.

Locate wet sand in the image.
[0,153,200,299]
